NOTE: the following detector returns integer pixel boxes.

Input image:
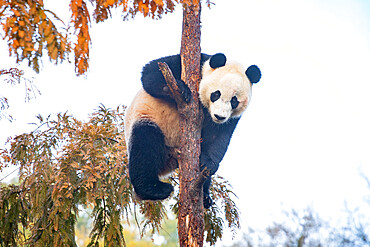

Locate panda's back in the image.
[125,89,180,149]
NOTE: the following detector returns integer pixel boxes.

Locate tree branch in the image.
[158,62,184,106]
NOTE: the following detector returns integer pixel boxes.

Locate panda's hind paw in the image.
[203,194,213,209]
[135,181,174,201]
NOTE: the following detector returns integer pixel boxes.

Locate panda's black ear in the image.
[246,65,261,84]
[209,53,227,69]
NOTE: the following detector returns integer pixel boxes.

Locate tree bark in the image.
[158,2,203,245]
[177,1,204,247]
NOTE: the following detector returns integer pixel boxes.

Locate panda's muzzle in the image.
[214,114,226,121]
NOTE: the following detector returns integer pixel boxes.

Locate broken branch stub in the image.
[158,62,184,107]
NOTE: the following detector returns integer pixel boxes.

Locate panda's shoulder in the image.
[144,54,180,69]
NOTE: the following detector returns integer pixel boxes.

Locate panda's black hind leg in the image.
[203,176,213,209]
[128,121,173,201]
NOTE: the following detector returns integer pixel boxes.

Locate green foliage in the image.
[0,105,240,246]
[0,105,129,246]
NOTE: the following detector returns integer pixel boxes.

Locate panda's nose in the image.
[214,114,226,121]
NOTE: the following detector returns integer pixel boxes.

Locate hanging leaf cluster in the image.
[0,0,210,75]
[0,105,240,246]
[204,175,241,245]
[0,0,71,73]
[70,0,91,75]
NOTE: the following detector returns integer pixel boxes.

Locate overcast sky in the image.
[1,0,370,245]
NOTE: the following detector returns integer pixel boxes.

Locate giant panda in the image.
[125,53,261,208]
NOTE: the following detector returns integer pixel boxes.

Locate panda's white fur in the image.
[200,60,252,123]
[124,53,261,208]
[126,58,252,149]
[125,89,180,150]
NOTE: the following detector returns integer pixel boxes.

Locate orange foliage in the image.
[0,0,201,75]
[0,0,71,73]
[70,0,91,75]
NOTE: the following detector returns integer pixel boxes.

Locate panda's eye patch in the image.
[231,96,239,109]
[210,90,221,102]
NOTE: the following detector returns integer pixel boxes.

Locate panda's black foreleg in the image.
[200,117,240,209]
[141,54,194,105]
[128,121,174,201]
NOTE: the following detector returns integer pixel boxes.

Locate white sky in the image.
[1,0,370,245]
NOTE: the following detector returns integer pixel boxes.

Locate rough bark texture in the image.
[178,2,204,247]
[158,2,203,245]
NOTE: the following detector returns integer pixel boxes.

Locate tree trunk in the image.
[177,1,204,246]
[158,2,204,245]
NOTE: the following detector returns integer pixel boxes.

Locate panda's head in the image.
[199,53,261,124]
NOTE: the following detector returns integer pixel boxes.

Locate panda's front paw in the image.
[200,158,219,176]
[176,79,192,103]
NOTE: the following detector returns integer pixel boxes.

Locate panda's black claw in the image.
[182,88,192,103]
[176,79,192,103]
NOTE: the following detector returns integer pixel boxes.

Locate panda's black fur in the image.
[141,54,212,104]
[125,53,261,208]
